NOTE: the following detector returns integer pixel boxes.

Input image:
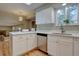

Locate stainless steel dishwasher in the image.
[37,33,47,53]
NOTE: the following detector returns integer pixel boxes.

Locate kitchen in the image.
[0,3,79,56]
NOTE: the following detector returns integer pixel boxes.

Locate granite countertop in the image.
[9,31,36,35]
[49,31,79,37]
[36,30,79,37]
[10,30,61,35]
[36,30,61,34]
[9,30,79,37]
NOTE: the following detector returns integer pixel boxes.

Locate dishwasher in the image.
[37,33,47,53]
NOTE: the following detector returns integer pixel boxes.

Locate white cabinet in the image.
[74,37,79,56]
[58,41,73,56]
[12,35,28,56]
[36,7,55,24]
[48,35,73,56]
[11,33,37,56]
[28,34,37,51]
[57,36,73,56]
[48,35,58,56]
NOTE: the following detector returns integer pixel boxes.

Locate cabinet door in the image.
[12,35,27,56]
[74,37,79,56]
[36,7,54,24]
[48,35,58,56]
[57,36,73,56]
[36,11,43,24]
[57,41,73,56]
[28,34,37,51]
[37,35,41,48]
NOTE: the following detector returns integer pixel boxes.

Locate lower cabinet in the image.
[11,33,37,56]
[57,36,73,56]
[48,35,74,56]
[48,35,58,56]
[74,37,79,56]
[28,34,37,51]
[12,35,28,56]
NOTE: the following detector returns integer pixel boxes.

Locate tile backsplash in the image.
[37,23,79,31]
[37,23,54,30]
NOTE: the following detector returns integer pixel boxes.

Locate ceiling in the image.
[0,3,44,18]
[0,3,44,26]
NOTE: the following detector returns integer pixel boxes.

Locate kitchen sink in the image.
[53,33,72,36]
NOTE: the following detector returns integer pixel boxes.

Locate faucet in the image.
[60,24,65,34]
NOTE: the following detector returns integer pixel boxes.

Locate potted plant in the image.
[63,19,70,24]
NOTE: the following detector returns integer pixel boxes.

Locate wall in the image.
[0,11,22,35]
[0,11,21,26]
[12,19,36,31]
[0,26,11,30]
[0,26,12,36]
[0,11,35,32]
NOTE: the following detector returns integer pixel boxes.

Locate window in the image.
[68,4,77,24]
[56,9,65,25]
[56,4,78,25]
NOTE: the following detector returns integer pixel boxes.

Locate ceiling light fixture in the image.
[62,3,67,6]
[25,3,32,5]
[18,16,23,21]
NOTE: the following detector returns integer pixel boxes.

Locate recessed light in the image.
[62,3,67,6]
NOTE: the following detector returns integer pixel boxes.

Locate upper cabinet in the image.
[36,7,55,24]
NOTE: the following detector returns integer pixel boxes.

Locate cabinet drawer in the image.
[58,41,73,46]
[28,34,36,39]
[48,36,58,41]
[60,36,73,42]
[58,42,73,56]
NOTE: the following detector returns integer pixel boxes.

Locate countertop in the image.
[10,30,61,35]
[9,30,79,37]
[48,31,79,37]
[9,31,36,35]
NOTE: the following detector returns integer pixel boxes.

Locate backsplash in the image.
[37,23,54,30]
[37,23,79,31]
